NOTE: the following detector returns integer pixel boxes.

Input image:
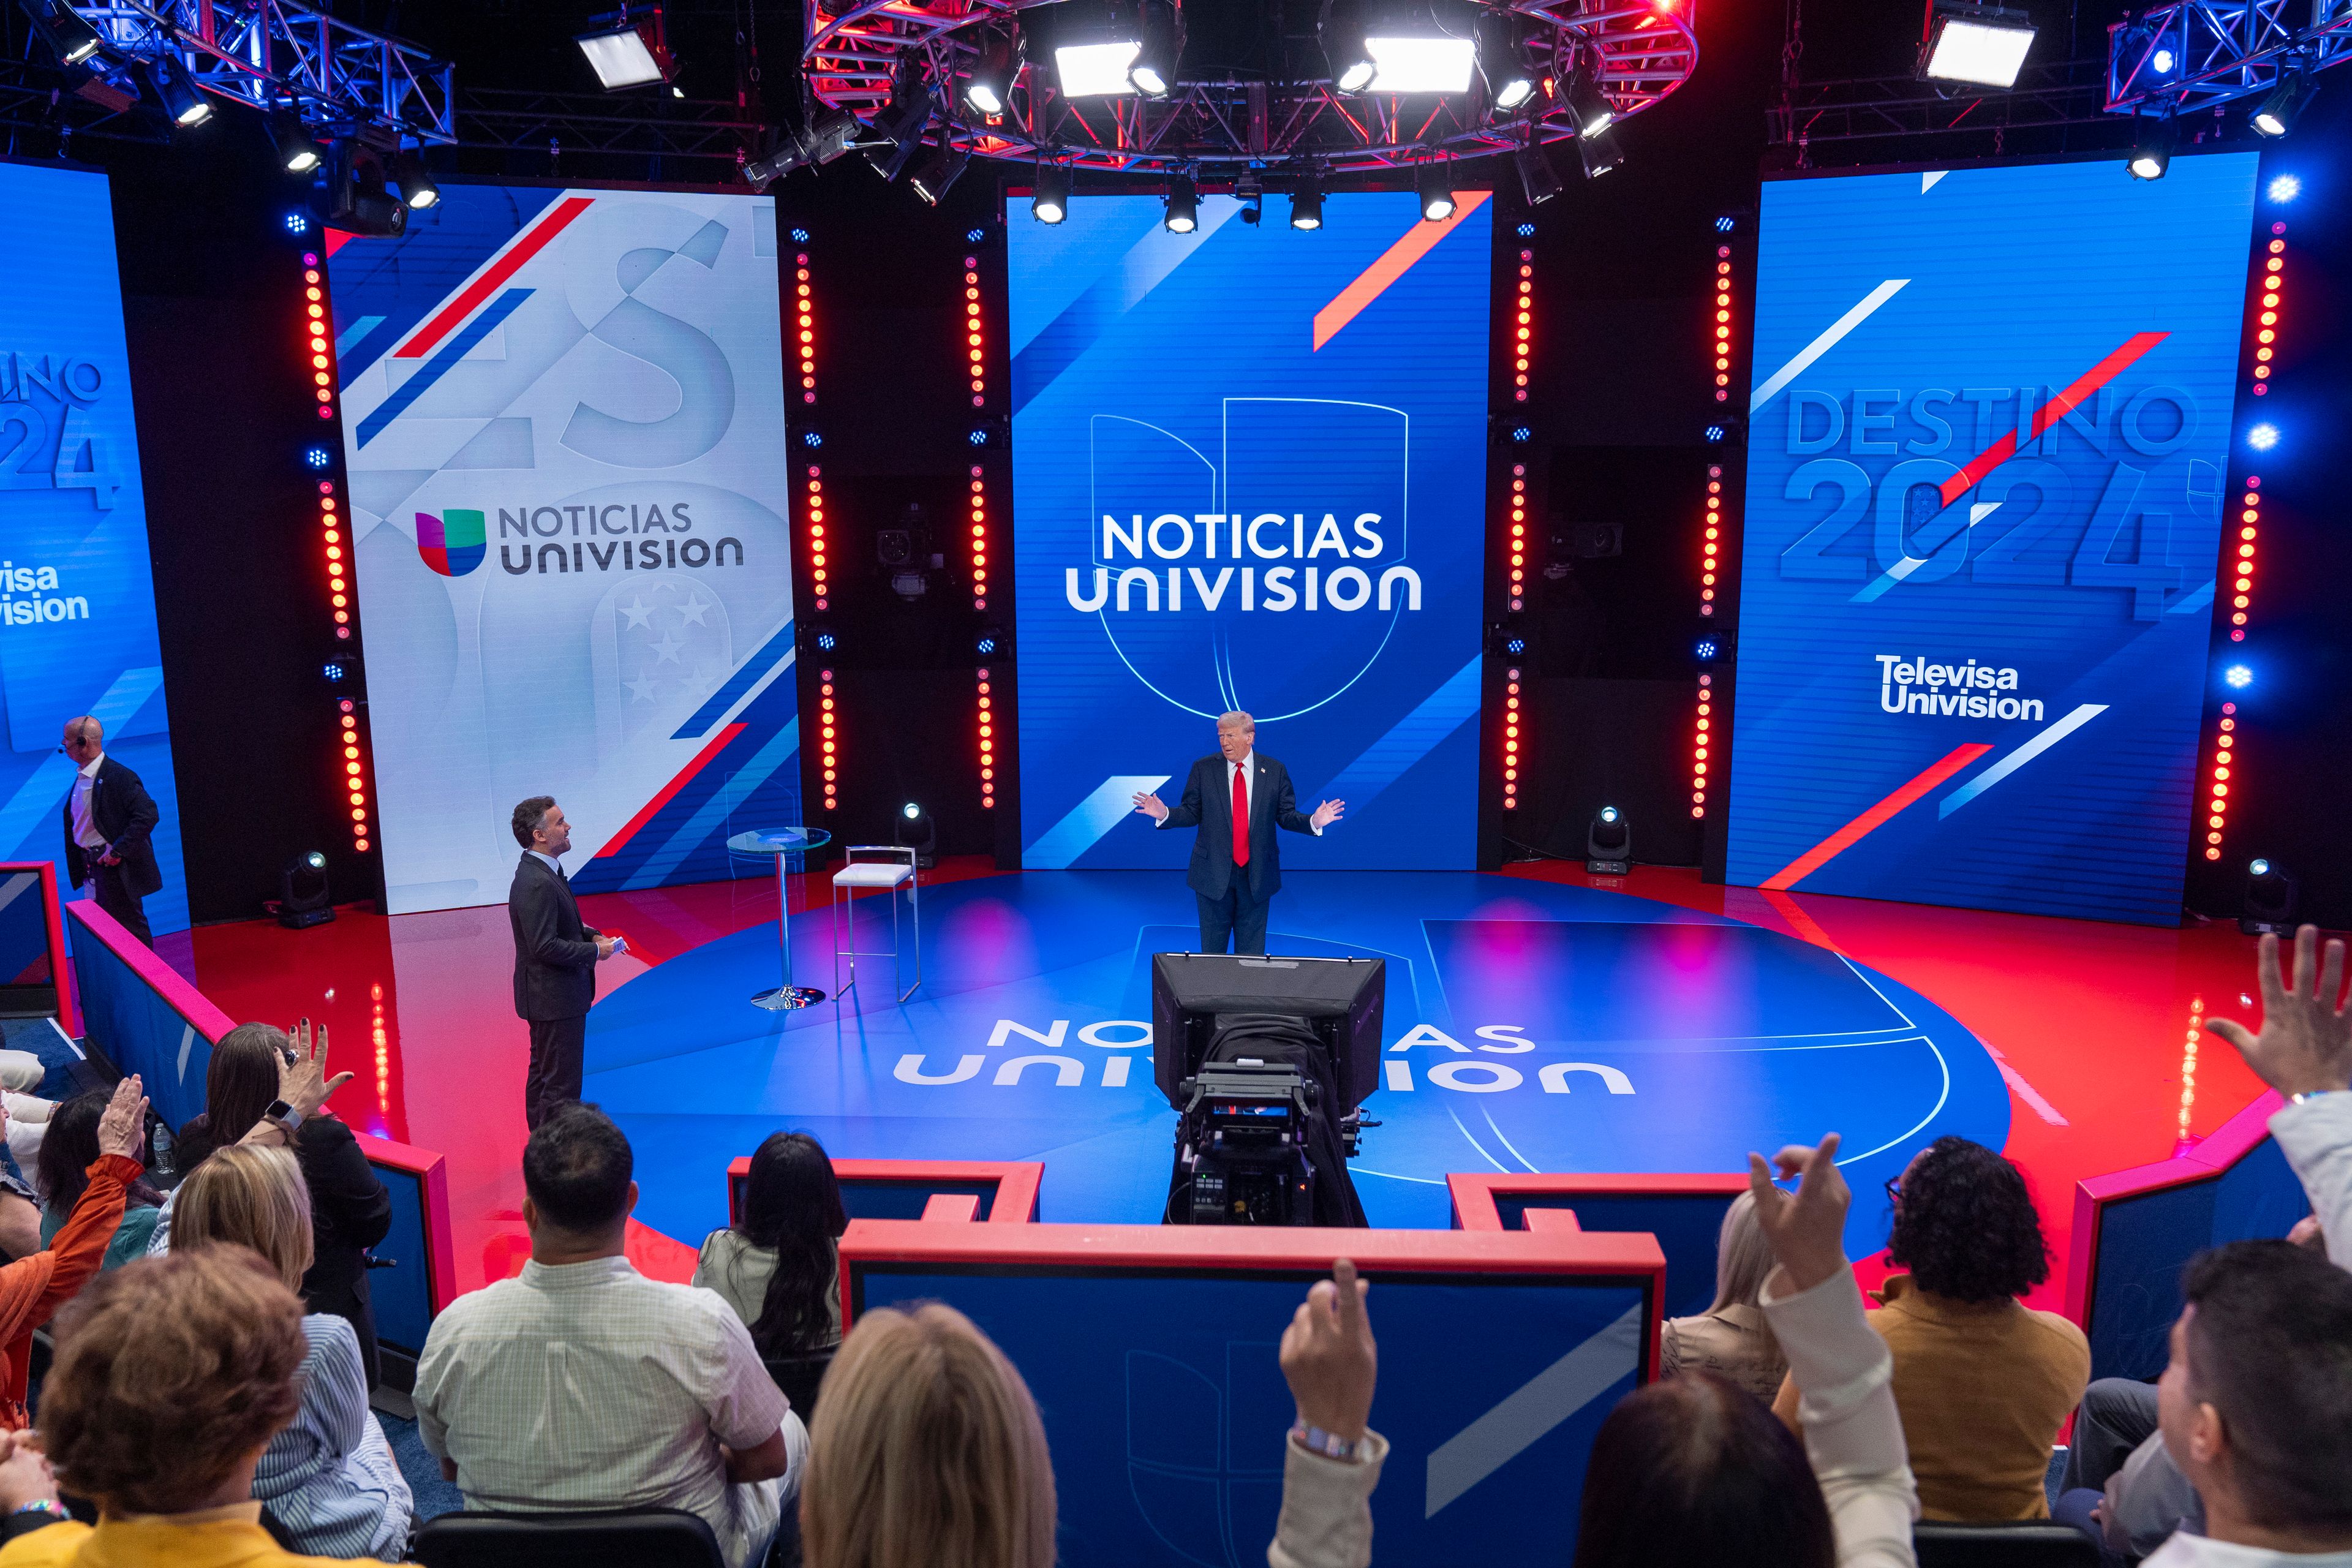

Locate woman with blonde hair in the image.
[1660,1190,1790,1401]
[170,1146,412,1559]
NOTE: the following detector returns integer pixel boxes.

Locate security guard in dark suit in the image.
[61,716,162,948]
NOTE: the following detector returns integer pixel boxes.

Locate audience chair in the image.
[412,1506,726,1568]
[1913,1521,2101,1568]
[763,1347,836,1420]
[831,845,919,1003]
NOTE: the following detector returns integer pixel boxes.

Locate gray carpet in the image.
[380,1411,466,1520]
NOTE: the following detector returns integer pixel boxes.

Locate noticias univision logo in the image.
[416,510,486,578]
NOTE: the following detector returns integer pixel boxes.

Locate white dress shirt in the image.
[526,848,562,875]
[69,754,107,851]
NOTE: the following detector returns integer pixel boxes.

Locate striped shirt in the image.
[254,1314,413,1559]
[414,1254,793,1568]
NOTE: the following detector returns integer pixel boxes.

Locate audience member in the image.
[0,1076,146,1430]
[34,1090,162,1272]
[801,1261,1385,1568]
[1773,1134,2086,1520]
[0,1246,396,1567]
[415,1103,805,1568]
[695,1130,847,1357]
[172,1145,413,1559]
[1660,1190,1788,1401]
[2052,1378,2203,1565]
[165,1020,390,1384]
[1578,1131,1916,1568]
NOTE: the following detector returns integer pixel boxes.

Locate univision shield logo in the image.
[416,510,486,577]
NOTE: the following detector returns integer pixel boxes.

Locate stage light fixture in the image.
[275,119,322,173]
[305,446,331,469]
[1695,635,1718,661]
[2241,858,2298,935]
[2269,174,2301,203]
[1416,163,1457,222]
[2127,115,2175,180]
[1032,163,1073,224]
[911,141,970,205]
[1579,128,1624,178]
[1290,176,1325,230]
[15,0,100,66]
[743,111,859,191]
[1130,0,1180,96]
[1586,806,1632,875]
[277,851,336,930]
[2224,663,2253,689]
[815,628,839,652]
[322,138,406,238]
[1562,69,1614,137]
[1478,11,1534,110]
[862,59,935,183]
[284,212,309,235]
[801,431,823,448]
[1323,1,1376,92]
[1053,2,1144,98]
[977,633,998,656]
[2151,47,2175,73]
[1715,214,1736,232]
[2246,422,2278,451]
[576,7,676,89]
[1515,141,1562,206]
[1364,32,1476,94]
[965,26,1020,114]
[151,54,212,127]
[1918,4,2036,88]
[1164,172,1199,233]
[1704,423,1726,442]
[2252,67,2317,137]
[392,154,439,210]
[895,802,939,869]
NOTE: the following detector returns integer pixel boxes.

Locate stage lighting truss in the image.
[2106,0,2352,120]
[797,0,1697,179]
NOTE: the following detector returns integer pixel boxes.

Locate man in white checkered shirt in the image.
[415,1103,807,1568]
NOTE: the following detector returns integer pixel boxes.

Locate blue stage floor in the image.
[584,870,2008,1256]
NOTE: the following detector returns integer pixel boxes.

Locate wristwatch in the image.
[263,1099,303,1137]
[1289,1422,1363,1462]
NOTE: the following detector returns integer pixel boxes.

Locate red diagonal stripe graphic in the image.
[1937,330,2170,507]
[1312,191,1491,351]
[1759,742,1993,892]
[594,722,746,860]
[395,195,595,359]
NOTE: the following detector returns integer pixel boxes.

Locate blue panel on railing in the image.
[67,919,209,1129]
[1496,1192,1737,1320]
[371,1160,435,1355]
[0,872,51,989]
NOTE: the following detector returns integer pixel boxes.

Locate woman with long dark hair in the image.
[34,1089,165,1272]
[693,1131,848,1355]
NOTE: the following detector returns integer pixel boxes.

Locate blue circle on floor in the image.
[586,870,2008,1257]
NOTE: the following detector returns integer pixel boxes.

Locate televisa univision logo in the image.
[415,510,486,578]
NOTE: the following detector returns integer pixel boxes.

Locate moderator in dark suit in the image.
[1156,750,1320,956]
[509,851,601,1128]
[61,751,162,949]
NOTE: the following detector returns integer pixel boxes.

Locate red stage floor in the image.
[184,861,2276,1310]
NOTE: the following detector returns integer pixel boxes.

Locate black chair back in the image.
[763,1348,837,1419]
[1914,1521,2101,1568]
[412,1506,725,1568]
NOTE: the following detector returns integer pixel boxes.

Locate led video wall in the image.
[328,186,799,913]
[1727,155,2259,924]
[1009,192,1490,870]
[0,162,189,935]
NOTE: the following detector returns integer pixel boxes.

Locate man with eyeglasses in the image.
[59,716,160,950]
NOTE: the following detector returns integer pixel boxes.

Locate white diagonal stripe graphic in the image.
[1425,1302,1643,1517]
[1851,500,2000,604]
[1023,775,1172,869]
[1751,279,1910,415]
[1938,703,2110,818]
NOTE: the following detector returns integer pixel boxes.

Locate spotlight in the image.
[895,802,939,869]
[1563,69,1614,138]
[1032,163,1072,224]
[283,212,310,235]
[967,226,986,243]
[1704,423,1726,442]
[815,628,839,652]
[911,141,970,205]
[2127,115,2175,180]
[1130,0,1180,97]
[321,138,405,238]
[2268,174,2302,203]
[151,54,212,127]
[1714,214,1736,233]
[791,226,812,242]
[2246,423,2279,451]
[304,446,331,469]
[1510,425,1531,442]
[2241,858,2298,935]
[1363,32,1476,94]
[742,110,858,190]
[2252,67,2317,138]
[862,59,935,183]
[965,26,1020,115]
[1416,163,1457,222]
[1918,3,2036,88]
[14,0,100,67]
[277,851,336,929]
[391,153,439,211]
[1479,12,1534,110]
[1695,635,1719,661]
[976,632,998,656]
[1504,634,1526,656]
[1515,141,1562,206]
[1323,1,1375,93]
[576,7,676,89]
[1586,806,1632,875]
[2151,47,2175,74]
[274,118,322,173]
[1164,172,1198,233]
[1290,175,1324,230]
[1054,1,1143,97]
[2224,663,2253,689]
[1516,221,1534,236]
[1578,128,1624,178]
[801,430,823,448]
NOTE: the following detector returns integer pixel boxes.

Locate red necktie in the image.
[1231,765,1250,868]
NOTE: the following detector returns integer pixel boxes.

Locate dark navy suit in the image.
[1157,752,1317,956]
[509,852,601,1128]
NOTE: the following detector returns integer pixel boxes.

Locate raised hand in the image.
[1132,790,1169,822]
[0,1429,59,1516]
[1310,798,1345,831]
[1280,1258,1377,1446]
[277,1018,354,1118]
[1746,1131,1850,1294]
[2207,925,2352,1099]
[94,1074,148,1163]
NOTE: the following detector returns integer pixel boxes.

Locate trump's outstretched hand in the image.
[1310,798,1345,831]
[1132,791,1170,823]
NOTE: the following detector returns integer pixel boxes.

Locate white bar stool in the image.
[831,845,920,1003]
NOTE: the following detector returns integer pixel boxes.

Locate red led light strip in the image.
[1507,461,1528,613]
[1691,673,1713,819]
[1511,246,1532,405]
[2250,225,2284,401]
[1501,664,1523,813]
[967,246,997,810]
[818,666,839,815]
[977,666,997,810]
[1711,243,1733,404]
[304,249,370,854]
